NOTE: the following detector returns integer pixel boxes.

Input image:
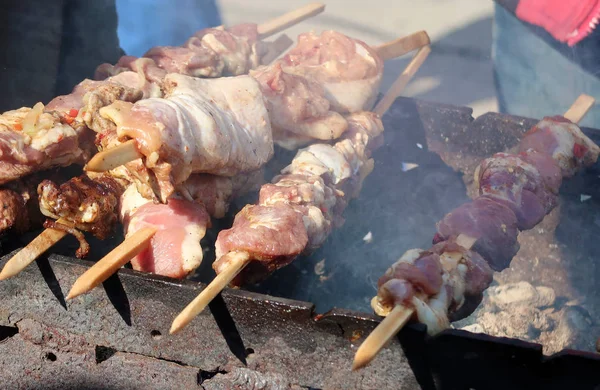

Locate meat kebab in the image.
[0,3,331,278]
[352,94,599,370]
[169,46,431,334]
[0,3,325,187]
[85,30,431,185]
[1,26,430,283]
[62,36,431,301]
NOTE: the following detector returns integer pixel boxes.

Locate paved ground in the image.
[218,0,498,117]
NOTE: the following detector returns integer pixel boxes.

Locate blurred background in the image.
[116,0,497,116]
[216,0,497,117]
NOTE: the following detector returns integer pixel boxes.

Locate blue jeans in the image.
[492,4,600,128]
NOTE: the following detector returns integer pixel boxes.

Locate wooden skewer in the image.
[170,251,250,334]
[214,3,325,38]
[352,305,412,368]
[0,219,69,280]
[352,94,595,370]
[85,139,142,172]
[374,30,430,62]
[374,46,431,117]
[257,2,326,39]
[563,94,595,123]
[260,34,294,65]
[169,40,431,335]
[66,227,157,300]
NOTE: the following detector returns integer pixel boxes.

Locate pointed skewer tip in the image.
[169,251,251,335]
[66,227,156,299]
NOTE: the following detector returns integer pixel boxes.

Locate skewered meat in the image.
[38,174,126,240]
[1,23,277,187]
[0,105,89,185]
[373,115,599,335]
[250,63,348,147]
[280,31,383,113]
[99,73,273,202]
[212,110,384,286]
[433,197,519,272]
[95,57,167,87]
[249,31,384,150]
[475,151,561,230]
[374,241,494,332]
[122,197,211,279]
[0,170,68,238]
[37,168,263,243]
[33,165,262,278]
[122,169,265,278]
[215,204,309,268]
[0,75,144,185]
[97,24,277,82]
[518,116,599,177]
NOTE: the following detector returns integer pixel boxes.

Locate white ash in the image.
[487,281,556,309]
[314,259,326,276]
[460,323,484,334]
[401,162,419,172]
[552,306,595,353]
[456,281,598,355]
[202,367,294,390]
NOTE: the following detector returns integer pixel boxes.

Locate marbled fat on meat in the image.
[100,74,273,202]
[215,204,308,262]
[250,63,348,146]
[213,111,384,286]
[476,152,560,230]
[96,23,269,81]
[518,116,600,177]
[281,31,383,113]
[124,198,210,279]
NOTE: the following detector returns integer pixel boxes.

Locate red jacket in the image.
[515,0,600,46]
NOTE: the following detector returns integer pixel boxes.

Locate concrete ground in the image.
[218,0,498,117]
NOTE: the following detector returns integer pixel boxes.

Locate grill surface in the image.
[1,97,599,389]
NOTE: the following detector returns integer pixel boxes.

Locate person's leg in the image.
[492,4,600,128]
